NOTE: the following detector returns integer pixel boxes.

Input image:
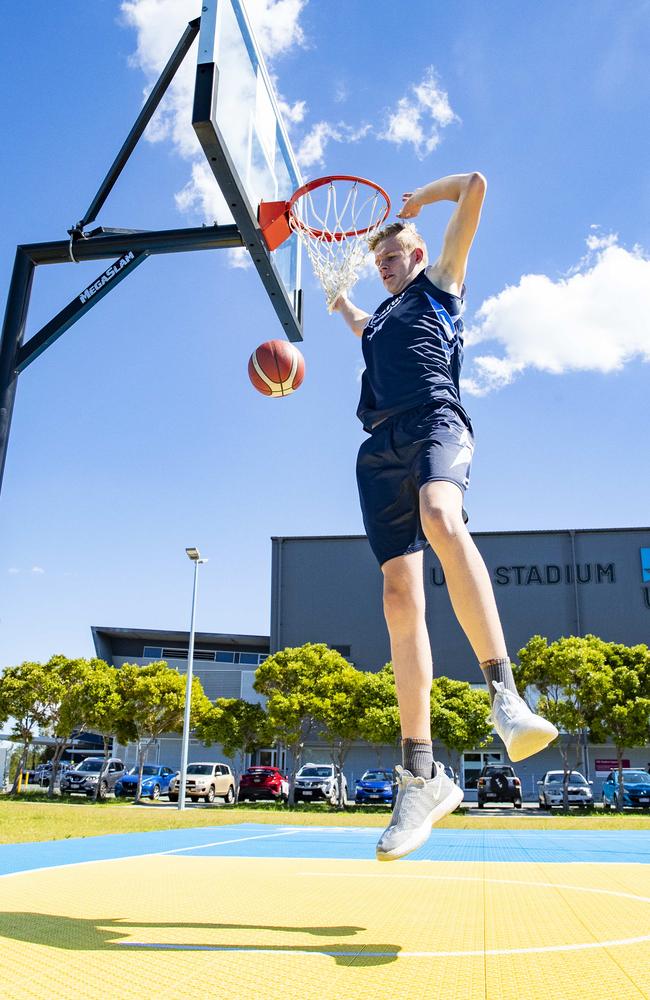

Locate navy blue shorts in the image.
[356,403,474,567]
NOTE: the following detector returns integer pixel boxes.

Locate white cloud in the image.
[378,67,459,158]
[296,122,370,169]
[462,235,650,395]
[7,568,19,575]
[31,566,45,575]
[121,0,308,227]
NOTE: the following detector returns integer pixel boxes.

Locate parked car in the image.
[294,763,347,804]
[35,761,73,787]
[238,766,289,803]
[60,758,125,799]
[355,769,393,805]
[168,762,235,803]
[602,769,650,810]
[477,764,522,808]
[114,764,178,800]
[538,770,593,809]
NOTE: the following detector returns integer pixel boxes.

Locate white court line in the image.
[298,870,650,904]
[161,829,302,855]
[116,934,650,957]
[0,828,302,880]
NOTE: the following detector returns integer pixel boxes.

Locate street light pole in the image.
[178,547,207,811]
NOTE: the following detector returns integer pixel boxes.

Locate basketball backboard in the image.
[193,0,303,341]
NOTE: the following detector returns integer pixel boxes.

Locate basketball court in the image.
[2,823,650,999]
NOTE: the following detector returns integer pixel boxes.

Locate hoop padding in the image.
[288,176,390,311]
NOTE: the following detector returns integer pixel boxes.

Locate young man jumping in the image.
[333,172,557,861]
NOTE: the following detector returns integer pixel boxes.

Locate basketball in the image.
[248,339,305,397]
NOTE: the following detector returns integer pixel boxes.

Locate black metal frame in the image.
[0,14,302,501]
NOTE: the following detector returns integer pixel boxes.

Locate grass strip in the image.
[2,796,649,844]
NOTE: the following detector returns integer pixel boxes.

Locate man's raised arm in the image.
[398,172,487,292]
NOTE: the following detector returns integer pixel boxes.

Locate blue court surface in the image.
[2,823,650,875]
[2,823,650,1000]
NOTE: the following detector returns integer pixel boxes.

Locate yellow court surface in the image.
[1,825,650,1000]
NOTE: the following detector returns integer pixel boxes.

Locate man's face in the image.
[374,235,424,295]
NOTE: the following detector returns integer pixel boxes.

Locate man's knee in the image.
[382,565,425,625]
[420,490,464,543]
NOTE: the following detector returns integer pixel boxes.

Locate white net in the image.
[289,178,389,311]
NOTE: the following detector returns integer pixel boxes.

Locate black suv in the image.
[477,764,522,808]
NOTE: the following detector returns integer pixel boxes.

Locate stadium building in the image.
[95,526,650,800]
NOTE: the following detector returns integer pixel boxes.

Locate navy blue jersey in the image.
[357,269,470,432]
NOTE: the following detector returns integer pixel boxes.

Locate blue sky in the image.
[1,0,649,669]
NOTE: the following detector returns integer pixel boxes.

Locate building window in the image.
[462,750,503,789]
[216,651,235,663]
[143,646,163,658]
[239,653,260,665]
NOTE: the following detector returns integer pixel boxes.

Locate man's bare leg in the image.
[418,480,508,665]
[418,480,558,760]
[381,550,432,739]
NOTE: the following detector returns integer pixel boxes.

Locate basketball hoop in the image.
[259,175,391,312]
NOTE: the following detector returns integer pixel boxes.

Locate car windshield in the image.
[547,773,587,785]
[127,765,159,776]
[186,764,214,775]
[620,771,650,784]
[362,771,391,781]
[300,767,332,778]
[77,760,104,773]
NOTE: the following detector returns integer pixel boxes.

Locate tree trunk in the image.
[10,743,30,794]
[93,735,112,803]
[134,742,147,804]
[560,740,571,812]
[616,747,625,811]
[47,742,70,799]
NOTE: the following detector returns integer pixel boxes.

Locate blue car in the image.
[355,769,393,805]
[115,764,178,800]
[602,769,650,810]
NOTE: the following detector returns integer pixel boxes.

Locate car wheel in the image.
[205,786,216,804]
[514,799,522,809]
[168,793,178,802]
[224,786,235,804]
[602,797,611,811]
[477,801,484,809]
[238,794,247,803]
[150,784,161,801]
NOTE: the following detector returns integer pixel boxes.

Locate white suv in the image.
[294,763,347,804]
[168,762,235,804]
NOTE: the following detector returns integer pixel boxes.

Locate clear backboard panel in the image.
[193,0,303,341]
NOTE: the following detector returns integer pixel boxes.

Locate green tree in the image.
[254,643,350,804]
[312,663,372,807]
[357,663,401,767]
[195,698,275,778]
[582,640,650,810]
[430,676,492,777]
[39,656,115,799]
[80,662,124,802]
[515,634,607,809]
[0,661,54,793]
[116,661,210,803]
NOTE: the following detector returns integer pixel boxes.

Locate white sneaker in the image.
[376,763,464,862]
[491,681,559,762]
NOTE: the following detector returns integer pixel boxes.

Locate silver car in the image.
[538,770,593,809]
[168,762,235,803]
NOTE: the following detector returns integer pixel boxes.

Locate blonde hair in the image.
[367,221,427,262]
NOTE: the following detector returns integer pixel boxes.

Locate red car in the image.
[238,766,289,803]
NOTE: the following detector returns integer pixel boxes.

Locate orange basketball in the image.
[248,339,305,397]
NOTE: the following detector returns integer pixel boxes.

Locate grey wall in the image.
[272,528,650,676]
